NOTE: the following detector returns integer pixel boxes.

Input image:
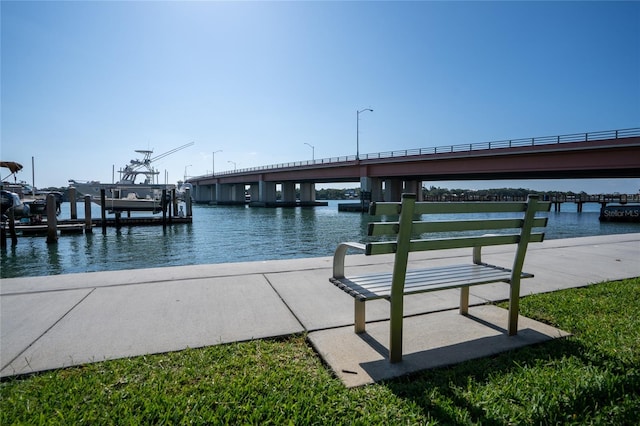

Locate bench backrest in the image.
[367,194,550,254]
[366,194,551,283]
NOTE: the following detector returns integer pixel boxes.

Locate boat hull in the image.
[93,197,167,213]
[69,181,174,200]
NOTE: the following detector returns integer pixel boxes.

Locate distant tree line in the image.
[315,188,359,200]
[424,186,536,201]
[422,186,593,201]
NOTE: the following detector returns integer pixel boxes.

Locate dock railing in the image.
[422,193,639,204]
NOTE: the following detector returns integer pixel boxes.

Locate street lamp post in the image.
[356,108,373,160]
[184,164,192,182]
[304,142,315,161]
[228,160,237,171]
[212,150,222,176]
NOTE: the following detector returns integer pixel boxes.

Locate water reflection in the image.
[45,241,62,275]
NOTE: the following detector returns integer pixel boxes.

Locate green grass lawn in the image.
[2,277,638,425]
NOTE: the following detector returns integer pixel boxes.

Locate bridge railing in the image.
[362,127,640,159]
[199,127,639,178]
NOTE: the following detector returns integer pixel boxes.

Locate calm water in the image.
[2,201,639,279]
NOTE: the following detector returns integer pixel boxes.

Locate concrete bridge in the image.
[187,128,640,205]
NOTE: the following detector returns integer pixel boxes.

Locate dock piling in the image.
[84,195,93,232]
[7,208,18,246]
[162,189,167,229]
[170,189,176,225]
[46,194,58,244]
[186,188,192,217]
[100,189,107,234]
[69,187,77,219]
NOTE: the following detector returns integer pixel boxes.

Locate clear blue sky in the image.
[2,1,639,193]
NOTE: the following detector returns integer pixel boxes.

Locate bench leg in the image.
[459,287,469,315]
[354,299,366,333]
[508,278,521,336]
[389,297,404,363]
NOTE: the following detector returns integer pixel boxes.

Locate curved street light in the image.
[357,108,373,160]
[184,164,192,182]
[228,160,237,171]
[304,142,315,161]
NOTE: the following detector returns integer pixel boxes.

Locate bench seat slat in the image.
[330,263,532,301]
[347,266,511,293]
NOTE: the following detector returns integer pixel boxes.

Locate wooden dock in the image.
[5,223,86,236]
[91,216,192,227]
[420,193,639,213]
[2,216,192,236]
[2,188,195,246]
[547,193,639,212]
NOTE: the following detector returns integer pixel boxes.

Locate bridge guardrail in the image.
[194,127,639,179]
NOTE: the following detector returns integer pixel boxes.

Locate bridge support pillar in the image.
[282,182,296,203]
[217,184,232,202]
[404,180,423,200]
[385,179,404,202]
[248,184,259,203]
[210,184,217,203]
[360,177,384,202]
[200,184,214,203]
[300,182,315,202]
[259,180,277,204]
[192,184,200,202]
[231,184,246,202]
[194,184,213,203]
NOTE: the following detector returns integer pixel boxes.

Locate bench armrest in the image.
[332,242,366,279]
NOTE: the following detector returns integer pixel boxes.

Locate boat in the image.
[176,180,193,201]
[69,150,174,200]
[1,189,30,219]
[13,183,63,215]
[69,142,194,213]
[1,160,62,217]
[93,191,169,214]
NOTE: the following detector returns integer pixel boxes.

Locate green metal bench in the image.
[330,193,551,363]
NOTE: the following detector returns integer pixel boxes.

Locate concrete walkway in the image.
[1,233,639,386]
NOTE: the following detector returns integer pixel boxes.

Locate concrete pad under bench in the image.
[308,305,570,388]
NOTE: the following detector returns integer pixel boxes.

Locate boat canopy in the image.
[1,161,24,174]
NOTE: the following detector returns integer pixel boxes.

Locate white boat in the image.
[69,142,193,212]
[69,150,174,200]
[176,180,193,201]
